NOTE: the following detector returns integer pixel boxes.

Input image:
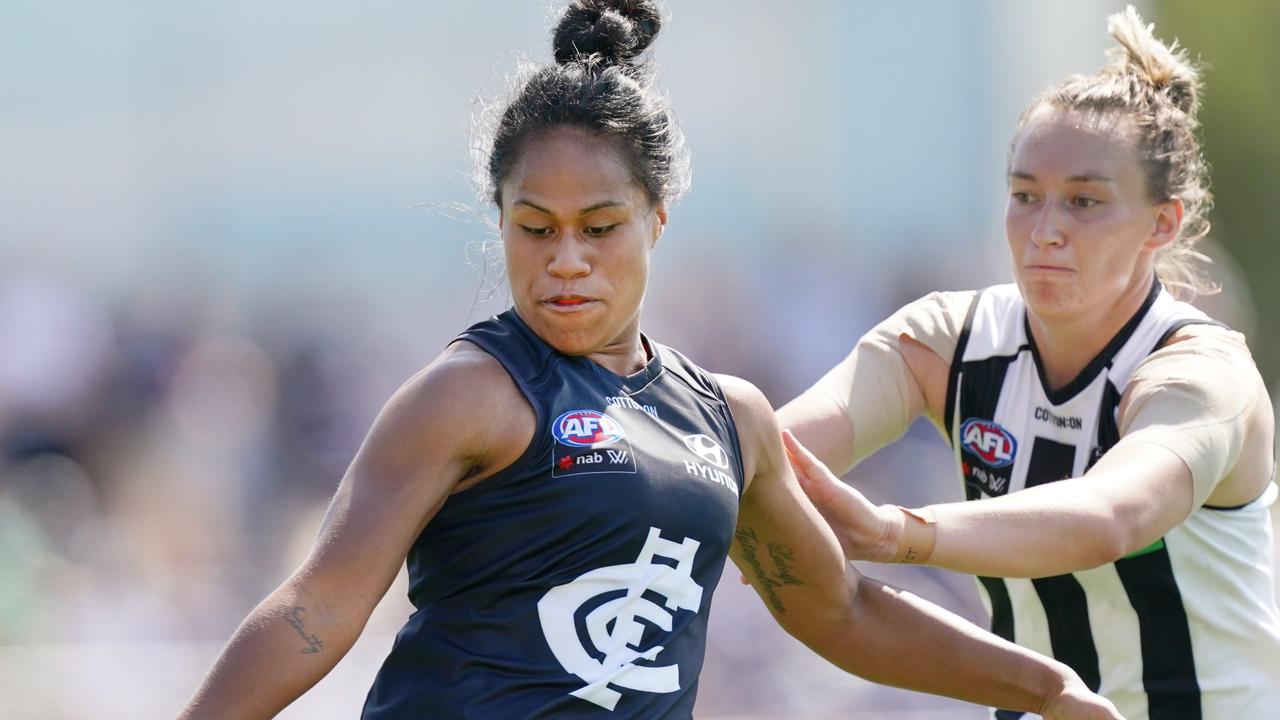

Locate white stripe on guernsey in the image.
[1167,504,1280,716]
[1073,563,1144,715]
[963,285,1025,362]
[1005,577,1051,664]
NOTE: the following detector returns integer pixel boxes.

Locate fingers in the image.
[781,429,839,503]
[781,429,823,477]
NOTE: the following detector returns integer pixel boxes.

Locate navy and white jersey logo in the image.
[960,418,1018,468]
[681,434,729,470]
[538,527,703,711]
[552,409,638,478]
[677,432,738,494]
[554,410,626,447]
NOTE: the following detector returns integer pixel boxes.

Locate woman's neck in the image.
[586,323,650,377]
[1027,276,1155,391]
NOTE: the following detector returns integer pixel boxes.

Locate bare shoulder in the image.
[364,340,534,491]
[1122,323,1273,506]
[1129,324,1261,402]
[714,373,781,492]
[714,373,776,435]
[892,290,977,424]
[386,341,518,432]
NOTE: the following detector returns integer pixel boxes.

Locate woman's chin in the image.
[1019,280,1080,321]
[535,324,599,357]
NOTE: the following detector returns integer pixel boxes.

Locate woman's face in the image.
[1005,107,1180,324]
[499,126,666,358]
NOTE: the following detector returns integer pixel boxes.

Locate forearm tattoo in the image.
[767,541,804,587]
[284,606,325,654]
[735,526,804,614]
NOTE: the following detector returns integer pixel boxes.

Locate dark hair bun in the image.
[552,0,661,69]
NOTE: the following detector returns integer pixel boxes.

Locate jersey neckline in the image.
[1023,276,1161,406]
[505,308,664,394]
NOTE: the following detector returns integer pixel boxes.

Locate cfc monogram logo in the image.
[537,527,703,711]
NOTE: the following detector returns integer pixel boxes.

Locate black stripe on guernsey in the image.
[1087,380,1122,473]
[944,290,983,438]
[1025,437,1103,693]
[1115,545,1202,719]
[1025,277,1160,405]
[1092,361,1203,717]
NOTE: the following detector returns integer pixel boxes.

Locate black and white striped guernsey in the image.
[944,281,1280,720]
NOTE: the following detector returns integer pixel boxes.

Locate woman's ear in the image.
[650,204,668,249]
[1147,197,1184,250]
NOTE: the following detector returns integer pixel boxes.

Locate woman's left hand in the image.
[782,429,903,563]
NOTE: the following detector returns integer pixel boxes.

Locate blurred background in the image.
[1,1,1276,717]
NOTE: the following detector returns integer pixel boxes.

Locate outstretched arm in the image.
[790,430,1191,576]
[719,375,1119,719]
[788,330,1264,578]
[177,344,530,719]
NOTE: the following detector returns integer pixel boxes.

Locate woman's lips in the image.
[543,296,598,311]
[1023,265,1075,276]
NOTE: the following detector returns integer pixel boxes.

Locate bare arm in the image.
[790,330,1263,578]
[790,428,1194,577]
[928,442,1191,575]
[177,343,530,719]
[720,376,1118,718]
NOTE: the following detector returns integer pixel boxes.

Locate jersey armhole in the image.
[443,336,551,501]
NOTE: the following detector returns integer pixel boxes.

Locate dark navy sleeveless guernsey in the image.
[361,309,743,719]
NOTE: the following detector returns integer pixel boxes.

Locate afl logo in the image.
[553,410,625,447]
[960,418,1018,468]
[682,434,730,470]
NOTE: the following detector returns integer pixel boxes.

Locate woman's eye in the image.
[1071,196,1099,209]
[521,225,554,237]
[1011,191,1036,204]
[583,224,617,237]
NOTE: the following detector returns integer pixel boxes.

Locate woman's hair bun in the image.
[1105,5,1201,115]
[552,0,662,69]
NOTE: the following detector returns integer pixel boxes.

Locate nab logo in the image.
[554,410,625,447]
[681,434,729,470]
[960,418,1018,468]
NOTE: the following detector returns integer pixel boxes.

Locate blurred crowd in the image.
[0,269,376,648]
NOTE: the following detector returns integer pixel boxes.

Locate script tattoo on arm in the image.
[766,541,804,587]
[284,606,326,655]
[735,526,805,614]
